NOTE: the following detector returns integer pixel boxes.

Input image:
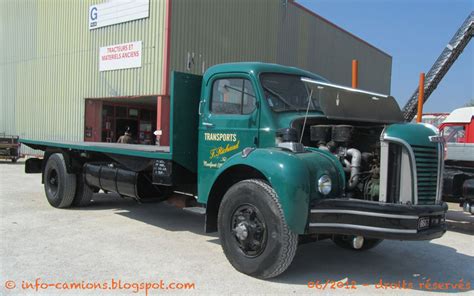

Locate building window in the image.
[211,78,256,115]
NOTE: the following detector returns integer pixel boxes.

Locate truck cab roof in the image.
[203,62,328,84]
[443,107,474,124]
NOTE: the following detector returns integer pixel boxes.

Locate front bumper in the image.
[307,198,447,240]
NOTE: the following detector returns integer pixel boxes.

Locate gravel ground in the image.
[1,160,473,295]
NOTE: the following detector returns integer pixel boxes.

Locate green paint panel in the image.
[170,72,203,173]
[384,123,438,147]
[194,62,348,233]
[199,147,344,234]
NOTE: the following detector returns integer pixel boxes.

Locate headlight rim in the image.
[318,174,332,195]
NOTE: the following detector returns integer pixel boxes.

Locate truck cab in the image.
[21,62,447,279]
[440,107,474,213]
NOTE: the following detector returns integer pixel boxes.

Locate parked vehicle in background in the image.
[421,113,449,127]
[440,107,474,214]
[0,134,21,162]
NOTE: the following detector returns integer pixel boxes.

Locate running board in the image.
[183,207,206,215]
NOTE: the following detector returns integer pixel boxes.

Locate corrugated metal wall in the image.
[170,0,392,94]
[170,0,280,75]
[276,2,392,94]
[0,0,166,153]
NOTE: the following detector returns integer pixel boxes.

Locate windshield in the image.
[260,73,320,112]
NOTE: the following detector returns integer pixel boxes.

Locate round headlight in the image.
[318,175,332,195]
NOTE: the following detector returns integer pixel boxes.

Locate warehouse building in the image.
[0,0,392,153]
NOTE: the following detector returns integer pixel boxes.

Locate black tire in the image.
[11,158,17,163]
[332,235,383,251]
[218,179,298,279]
[43,153,76,208]
[73,173,94,207]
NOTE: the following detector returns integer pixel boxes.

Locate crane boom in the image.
[402,12,474,122]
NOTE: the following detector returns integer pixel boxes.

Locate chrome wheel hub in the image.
[230,204,267,257]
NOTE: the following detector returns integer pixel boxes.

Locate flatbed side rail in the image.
[19,139,172,160]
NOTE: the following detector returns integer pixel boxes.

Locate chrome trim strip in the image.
[399,148,414,204]
[308,223,418,234]
[382,136,418,204]
[301,77,390,98]
[173,191,198,199]
[429,135,444,143]
[379,126,388,202]
[379,141,389,202]
[310,209,419,219]
[436,142,445,203]
[429,134,444,203]
[425,211,446,216]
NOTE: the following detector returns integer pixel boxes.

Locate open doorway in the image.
[116,119,138,143]
[84,97,157,145]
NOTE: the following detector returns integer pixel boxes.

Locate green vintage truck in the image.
[21,63,447,278]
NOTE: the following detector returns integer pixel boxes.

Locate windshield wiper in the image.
[262,85,300,111]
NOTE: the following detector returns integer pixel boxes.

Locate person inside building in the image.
[117,127,134,144]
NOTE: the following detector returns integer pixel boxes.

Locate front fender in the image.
[204,148,344,234]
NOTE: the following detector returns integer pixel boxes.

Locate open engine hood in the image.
[302,78,403,124]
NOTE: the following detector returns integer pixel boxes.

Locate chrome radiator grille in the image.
[380,139,441,205]
[412,145,439,205]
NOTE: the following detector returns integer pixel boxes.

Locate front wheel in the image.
[218,179,298,279]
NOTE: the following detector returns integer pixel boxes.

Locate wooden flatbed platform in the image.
[20,139,171,159]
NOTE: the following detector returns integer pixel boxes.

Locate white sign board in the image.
[99,41,142,72]
[89,0,149,30]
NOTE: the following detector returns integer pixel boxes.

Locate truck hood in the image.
[303,78,403,124]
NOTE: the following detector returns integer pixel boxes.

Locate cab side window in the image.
[442,125,466,143]
[211,78,256,115]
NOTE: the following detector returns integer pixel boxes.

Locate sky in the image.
[296,0,473,113]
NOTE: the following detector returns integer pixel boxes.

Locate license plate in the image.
[431,217,440,226]
[418,217,430,230]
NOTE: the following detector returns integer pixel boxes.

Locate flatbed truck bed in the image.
[20,139,171,159]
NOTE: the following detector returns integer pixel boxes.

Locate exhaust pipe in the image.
[346,148,361,189]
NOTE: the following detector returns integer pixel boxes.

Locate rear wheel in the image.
[43,153,76,208]
[332,235,383,251]
[218,179,298,279]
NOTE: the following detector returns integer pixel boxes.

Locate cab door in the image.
[197,73,260,199]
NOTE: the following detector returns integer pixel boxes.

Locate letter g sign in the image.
[90,6,98,21]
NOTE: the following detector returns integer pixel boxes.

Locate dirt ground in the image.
[1,160,473,295]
